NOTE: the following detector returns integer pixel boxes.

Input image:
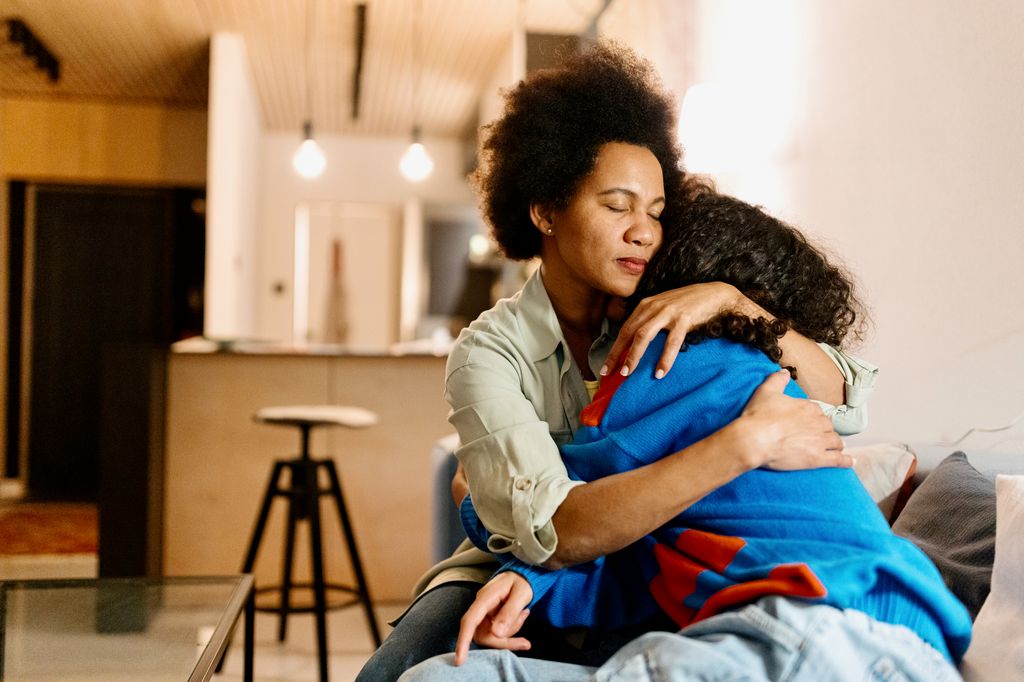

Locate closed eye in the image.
[606,205,627,213]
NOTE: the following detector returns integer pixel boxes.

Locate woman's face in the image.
[539,142,665,299]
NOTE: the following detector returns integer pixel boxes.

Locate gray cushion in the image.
[892,451,996,619]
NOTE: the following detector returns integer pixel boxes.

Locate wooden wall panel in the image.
[0,98,207,185]
[163,352,451,603]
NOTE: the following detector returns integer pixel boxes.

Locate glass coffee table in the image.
[0,575,253,682]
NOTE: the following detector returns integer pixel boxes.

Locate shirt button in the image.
[515,479,533,491]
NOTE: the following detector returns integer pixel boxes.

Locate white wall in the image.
[206,33,263,339]
[256,132,475,342]
[478,31,523,128]
[685,0,1024,443]
[598,0,694,101]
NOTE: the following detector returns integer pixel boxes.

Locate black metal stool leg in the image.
[238,413,379,680]
[278,463,301,642]
[242,461,286,572]
[305,459,330,682]
[224,460,285,674]
[324,460,382,647]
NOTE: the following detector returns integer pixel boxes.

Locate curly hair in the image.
[633,187,867,353]
[472,42,684,260]
[685,312,799,378]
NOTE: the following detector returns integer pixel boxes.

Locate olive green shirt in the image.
[415,268,879,595]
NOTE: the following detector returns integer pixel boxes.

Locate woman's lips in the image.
[617,257,648,276]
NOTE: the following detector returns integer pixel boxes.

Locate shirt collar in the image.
[516,267,565,363]
[515,267,618,371]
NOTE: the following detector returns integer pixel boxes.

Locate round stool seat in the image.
[255,405,378,429]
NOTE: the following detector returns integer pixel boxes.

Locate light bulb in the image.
[400,141,434,182]
[293,120,326,179]
[293,138,326,179]
[469,234,490,257]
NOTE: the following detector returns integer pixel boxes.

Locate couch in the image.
[429,437,1024,680]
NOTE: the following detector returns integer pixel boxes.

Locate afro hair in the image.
[472,42,684,260]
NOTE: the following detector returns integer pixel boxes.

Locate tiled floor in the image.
[0,553,404,681]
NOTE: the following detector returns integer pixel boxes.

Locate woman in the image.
[355,43,875,681]
[417,191,969,681]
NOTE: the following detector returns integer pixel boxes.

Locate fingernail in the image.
[599,365,609,376]
[620,365,630,377]
[655,369,665,380]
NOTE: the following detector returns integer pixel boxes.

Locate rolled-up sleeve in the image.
[811,344,880,436]
[446,359,583,565]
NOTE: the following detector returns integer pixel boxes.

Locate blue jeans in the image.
[358,582,677,682]
[399,597,962,681]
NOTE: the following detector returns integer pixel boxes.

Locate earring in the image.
[546,227,553,235]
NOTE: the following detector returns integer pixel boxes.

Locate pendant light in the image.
[400,0,433,182]
[293,0,326,179]
[400,126,433,182]
[294,121,326,178]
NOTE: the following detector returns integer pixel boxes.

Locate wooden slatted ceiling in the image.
[0,0,602,136]
[0,0,209,104]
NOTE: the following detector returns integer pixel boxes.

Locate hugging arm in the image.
[606,283,858,406]
[450,289,871,571]
[546,369,851,568]
[453,348,847,573]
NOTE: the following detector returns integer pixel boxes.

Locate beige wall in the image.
[164,352,452,602]
[684,0,1024,443]
[0,96,207,476]
[255,132,475,345]
[598,0,695,101]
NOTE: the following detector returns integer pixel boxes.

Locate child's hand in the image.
[454,572,534,666]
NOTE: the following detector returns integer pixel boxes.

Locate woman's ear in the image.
[529,204,555,236]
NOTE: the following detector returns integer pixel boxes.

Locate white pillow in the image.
[960,474,1024,681]
[847,442,917,520]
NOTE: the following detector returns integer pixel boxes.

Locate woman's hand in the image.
[731,370,852,470]
[454,572,533,666]
[603,282,758,379]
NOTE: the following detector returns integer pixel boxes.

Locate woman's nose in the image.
[626,214,656,246]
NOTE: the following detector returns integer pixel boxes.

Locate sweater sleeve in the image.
[460,494,583,606]
[461,494,647,628]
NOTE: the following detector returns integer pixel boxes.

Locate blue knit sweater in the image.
[461,334,973,662]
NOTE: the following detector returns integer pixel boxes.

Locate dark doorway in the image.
[6,183,204,500]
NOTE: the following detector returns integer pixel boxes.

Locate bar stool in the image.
[241,404,382,682]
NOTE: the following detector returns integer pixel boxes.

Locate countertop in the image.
[170,336,452,358]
